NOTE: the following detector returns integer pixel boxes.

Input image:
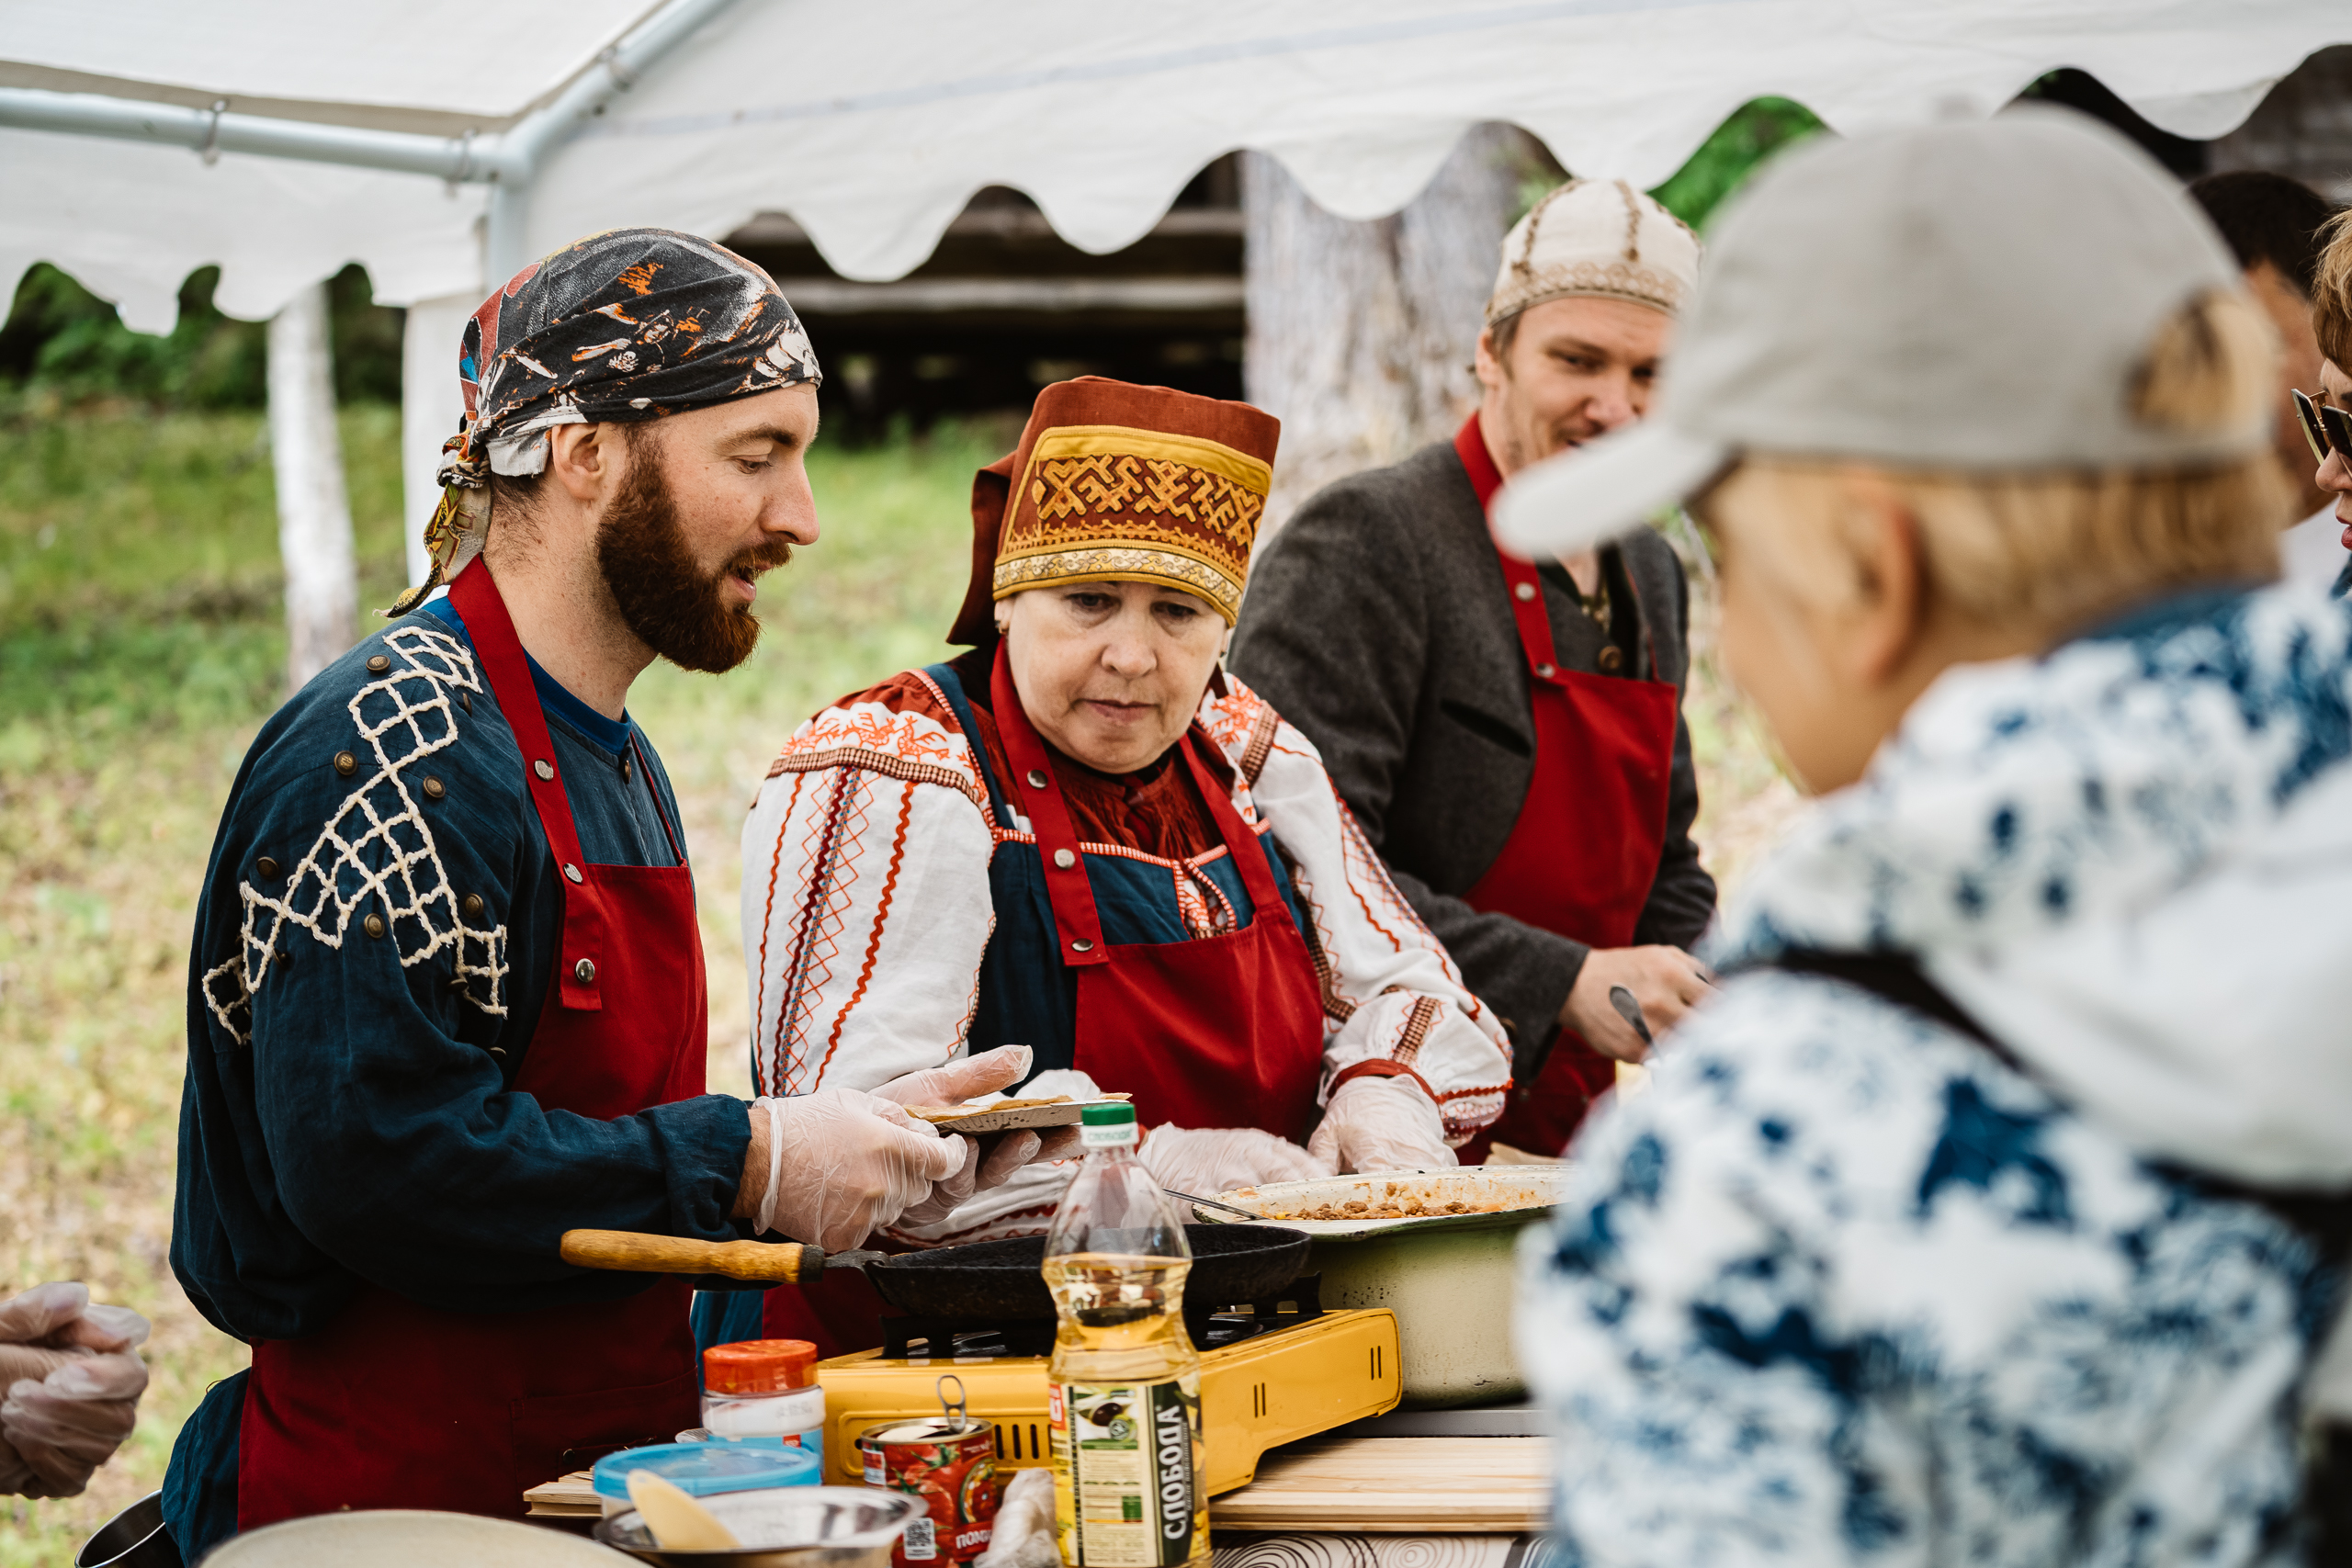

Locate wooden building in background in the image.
[725,158,1243,439]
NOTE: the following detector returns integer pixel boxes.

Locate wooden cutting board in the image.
[523,1471,601,1518]
[1207,1438,1549,1533]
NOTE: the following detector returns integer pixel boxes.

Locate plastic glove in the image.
[972,1464,1060,1568]
[0,1283,149,1499]
[1307,1076,1456,1175]
[874,1050,1085,1205]
[869,1044,1036,1114]
[1137,1124,1333,1198]
[754,1088,967,1251]
[895,1135,982,1229]
[4,1351,147,1499]
[980,1066,1093,1177]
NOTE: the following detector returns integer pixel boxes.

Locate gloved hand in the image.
[1137,1124,1333,1198]
[874,1051,1087,1222]
[972,1464,1060,1568]
[0,1283,149,1499]
[747,1089,967,1251]
[1307,1076,1456,1175]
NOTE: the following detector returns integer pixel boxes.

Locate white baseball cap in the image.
[1492,110,2263,559]
[1487,178,1701,323]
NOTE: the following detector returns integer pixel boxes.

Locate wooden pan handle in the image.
[560,1229,824,1283]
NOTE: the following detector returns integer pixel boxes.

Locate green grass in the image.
[0,406,1791,1563]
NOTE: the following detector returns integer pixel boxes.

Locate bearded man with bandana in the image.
[162,231,1066,1557]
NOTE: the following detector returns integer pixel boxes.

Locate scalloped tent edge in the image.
[2,0,2345,584]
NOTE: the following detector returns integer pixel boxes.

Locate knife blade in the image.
[1608,985,1654,1046]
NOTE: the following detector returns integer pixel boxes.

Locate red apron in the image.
[988,643,1327,1135]
[237,559,708,1528]
[1449,414,1680,1163]
[762,644,1328,1358]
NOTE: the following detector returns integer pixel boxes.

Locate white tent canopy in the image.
[6,0,2349,332]
[6,1,2348,587]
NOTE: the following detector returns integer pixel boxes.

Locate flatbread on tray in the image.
[903,1093,1133,1134]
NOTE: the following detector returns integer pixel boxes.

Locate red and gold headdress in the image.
[948,378,1280,644]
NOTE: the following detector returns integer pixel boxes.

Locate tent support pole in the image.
[484,0,743,286]
[0,0,739,292]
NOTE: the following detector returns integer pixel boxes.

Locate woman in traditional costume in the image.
[735,378,1511,1350]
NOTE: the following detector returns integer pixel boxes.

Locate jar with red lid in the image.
[703,1338,825,1464]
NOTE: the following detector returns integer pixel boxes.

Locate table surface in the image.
[524,1434,1554,1533]
[1209,1437,1550,1533]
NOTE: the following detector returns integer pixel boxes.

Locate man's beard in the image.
[594,445,792,674]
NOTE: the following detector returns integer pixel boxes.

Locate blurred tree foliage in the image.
[1646,96,1826,229]
[0,262,402,409]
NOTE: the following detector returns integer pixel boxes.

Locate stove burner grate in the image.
[880,1274,1325,1359]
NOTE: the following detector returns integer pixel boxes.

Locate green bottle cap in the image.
[1080,1101,1136,1127]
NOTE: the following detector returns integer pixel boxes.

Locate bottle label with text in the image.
[1047,1375,1204,1566]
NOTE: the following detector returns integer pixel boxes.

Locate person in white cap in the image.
[1505,112,2352,1561]
[1233,180,1715,1162]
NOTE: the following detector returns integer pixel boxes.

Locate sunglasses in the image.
[2292,388,2352,465]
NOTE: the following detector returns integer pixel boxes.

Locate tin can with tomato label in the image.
[858,1415,1000,1566]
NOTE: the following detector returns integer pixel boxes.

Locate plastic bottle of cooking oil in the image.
[1043,1102,1207,1568]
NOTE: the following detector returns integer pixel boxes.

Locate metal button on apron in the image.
[1053,848,1077,869]
[563,863,583,884]
[1535,662,1555,679]
[574,959,596,984]
[1025,769,1048,789]
[1514,581,1537,603]
[534,760,555,781]
[1070,938,1094,953]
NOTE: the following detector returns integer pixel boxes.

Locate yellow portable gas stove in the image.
[815,1280,1399,1496]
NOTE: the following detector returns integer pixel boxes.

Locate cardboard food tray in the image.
[909,1094,1131,1134]
[1200,1168,1573,1240]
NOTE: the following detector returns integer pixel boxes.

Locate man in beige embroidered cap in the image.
[1232,180,1717,1162]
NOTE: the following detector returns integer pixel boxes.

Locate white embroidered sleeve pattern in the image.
[200,623,511,1047]
[742,682,999,1100]
[1199,676,1511,1143]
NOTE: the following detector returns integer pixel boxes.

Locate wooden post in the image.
[268,279,357,694]
[1243,124,1553,532]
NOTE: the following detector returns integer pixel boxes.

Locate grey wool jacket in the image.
[1229,435,1715,1057]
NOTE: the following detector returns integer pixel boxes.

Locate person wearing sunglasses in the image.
[2292,382,2352,598]
[2188,171,2345,592]
[2296,207,2352,600]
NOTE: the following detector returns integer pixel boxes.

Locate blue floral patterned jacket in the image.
[1520,582,2352,1565]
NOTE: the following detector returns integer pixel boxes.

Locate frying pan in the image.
[558,1224,1311,1323]
[865,1224,1309,1321]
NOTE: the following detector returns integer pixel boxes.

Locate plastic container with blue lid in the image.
[590,1440,820,1518]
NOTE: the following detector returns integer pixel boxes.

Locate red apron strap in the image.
[1172,728,1288,917]
[989,641,1111,967]
[447,563,609,1012]
[1457,413,1571,692]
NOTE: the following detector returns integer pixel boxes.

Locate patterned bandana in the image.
[947,377,1280,644]
[389,227,821,615]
